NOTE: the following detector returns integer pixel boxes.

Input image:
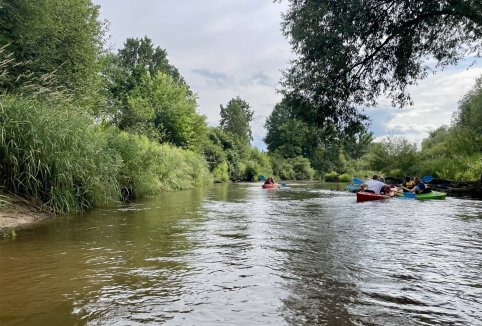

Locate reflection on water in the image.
[0,182,481,325]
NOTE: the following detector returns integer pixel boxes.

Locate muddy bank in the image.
[0,196,51,231]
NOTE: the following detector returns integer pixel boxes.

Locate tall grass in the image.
[0,95,213,214]
[0,95,121,213]
[106,129,212,198]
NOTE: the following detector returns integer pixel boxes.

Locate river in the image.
[1,182,481,325]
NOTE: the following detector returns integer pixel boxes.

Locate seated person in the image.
[361,175,389,194]
[402,176,415,192]
[265,177,275,185]
[402,176,432,194]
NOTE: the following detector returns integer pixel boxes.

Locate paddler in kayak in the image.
[402,176,415,192]
[264,176,277,185]
[402,176,432,194]
[360,175,391,194]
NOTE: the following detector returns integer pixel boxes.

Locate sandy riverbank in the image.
[0,196,51,230]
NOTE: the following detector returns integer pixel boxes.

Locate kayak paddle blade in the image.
[422,175,433,182]
[352,178,364,185]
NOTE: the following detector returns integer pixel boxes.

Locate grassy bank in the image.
[0,95,211,214]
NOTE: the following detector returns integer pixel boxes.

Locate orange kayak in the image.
[262,183,278,189]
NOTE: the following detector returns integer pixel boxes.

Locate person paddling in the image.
[402,176,432,194]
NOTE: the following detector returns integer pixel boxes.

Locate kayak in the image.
[356,191,394,202]
[415,191,447,200]
[262,183,278,189]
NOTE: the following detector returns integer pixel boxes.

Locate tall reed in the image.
[105,128,212,198]
[0,95,121,213]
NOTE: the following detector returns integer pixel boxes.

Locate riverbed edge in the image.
[0,195,52,232]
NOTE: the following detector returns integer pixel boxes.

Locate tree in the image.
[363,135,418,175]
[121,71,207,148]
[117,36,185,84]
[101,37,189,124]
[343,130,374,160]
[0,0,105,97]
[280,0,482,133]
[453,76,482,134]
[219,96,254,144]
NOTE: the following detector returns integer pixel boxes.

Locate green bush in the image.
[290,156,315,180]
[212,161,229,183]
[338,173,351,182]
[108,131,212,194]
[324,171,339,182]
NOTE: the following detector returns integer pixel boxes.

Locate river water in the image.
[1,182,481,325]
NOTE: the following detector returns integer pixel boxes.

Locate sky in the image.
[94,0,482,149]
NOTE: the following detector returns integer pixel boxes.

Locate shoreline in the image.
[0,196,51,231]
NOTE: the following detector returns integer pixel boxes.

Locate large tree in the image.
[219,96,254,145]
[117,36,185,84]
[280,0,482,133]
[121,71,206,148]
[101,37,188,123]
[0,0,105,96]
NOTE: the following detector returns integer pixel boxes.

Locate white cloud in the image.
[369,65,482,144]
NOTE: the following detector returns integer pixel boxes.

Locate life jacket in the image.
[415,182,432,194]
[403,180,415,189]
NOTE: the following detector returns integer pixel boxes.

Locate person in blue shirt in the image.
[402,176,431,194]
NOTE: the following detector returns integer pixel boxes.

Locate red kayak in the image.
[262,183,278,189]
[356,191,394,202]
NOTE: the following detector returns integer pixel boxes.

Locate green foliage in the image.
[363,136,419,176]
[343,131,374,160]
[289,156,314,180]
[324,172,339,182]
[122,71,207,148]
[0,95,121,214]
[453,77,482,134]
[270,155,314,180]
[117,36,185,84]
[0,0,105,98]
[220,96,254,145]
[338,173,352,182]
[212,161,229,183]
[106,127,211,196]
[280,0,482,134]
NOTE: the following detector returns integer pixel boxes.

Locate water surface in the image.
[1,182,481,325]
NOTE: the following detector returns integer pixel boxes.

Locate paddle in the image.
[352,178,364,185]
[280,183,288,187]
[346,185,359,191]
[259,175,266,181]
[403,191,416,198]
[422,175,433,183]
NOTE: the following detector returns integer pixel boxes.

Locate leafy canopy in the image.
[219,96,254,145]
[0,0,105,97]
[280,0,482,131]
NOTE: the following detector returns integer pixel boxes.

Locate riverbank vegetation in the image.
[0,1,481,215]
[266,0,482,183]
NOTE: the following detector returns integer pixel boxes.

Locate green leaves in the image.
[0,0,105,98]
[219,96,254,145]
[281,0,482,131]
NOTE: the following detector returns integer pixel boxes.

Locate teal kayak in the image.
[415,191,447,200]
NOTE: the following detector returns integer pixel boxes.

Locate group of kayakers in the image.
[360,175,432,195]
[264,176,276,185]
